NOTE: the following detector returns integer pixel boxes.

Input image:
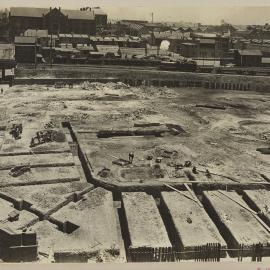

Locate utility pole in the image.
[50,33,53,68]
[150,12,154,50]
[34,36,37,69]
[50,15,53,68]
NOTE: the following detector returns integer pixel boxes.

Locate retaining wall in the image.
[15,67,270,92]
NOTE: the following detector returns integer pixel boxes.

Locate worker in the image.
[129,152,134,164]
[30,138,35,148]
[36,132,41,143]
[192,166,198,174]
[0,88,3,94]
[18,123,23,134]
[206,169,211,178]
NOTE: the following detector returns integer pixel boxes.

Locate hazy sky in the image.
[1,0,270,25]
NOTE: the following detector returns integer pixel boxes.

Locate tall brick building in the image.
[9,7,97,38]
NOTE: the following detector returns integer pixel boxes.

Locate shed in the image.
[235,49,262,67]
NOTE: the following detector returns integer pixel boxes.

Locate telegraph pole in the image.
[50,33,53,68]
[150,12,154,50]
[50,14,53,68]
[34,36,37,69]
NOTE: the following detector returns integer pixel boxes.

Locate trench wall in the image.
[15,68,270,92]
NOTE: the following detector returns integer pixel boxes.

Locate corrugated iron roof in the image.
[200,39,216,44]
[10,7,94,20]
[238,49,262,56]
[262,57,270,64]
[10,7,48,17]
[92,8,107,15]
[77,45,94,51]
[193,32,217,38]
[15,36,36,44]
[24,29,48,38]
[64,9,94,20]
[96,45,119,54]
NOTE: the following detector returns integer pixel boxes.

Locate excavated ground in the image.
[0,82,270,262]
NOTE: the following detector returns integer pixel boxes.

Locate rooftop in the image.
[10,7,95,20]
[200,39,216,44]
[24,29,48,38]
[238,49,262,56]
[14,36,36,44]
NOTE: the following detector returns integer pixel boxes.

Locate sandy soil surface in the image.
[0,152,75,169]
[0,82,269,262]
[1,181,92,213]
[0,166,80,187]
[242,189,270,223]
[31,220,66,256]
[51,188,121,261]
[0,198,16,219]
[161,191,227,248]
[37,82,270,185]
[0,198,39,231]
[203,191,270,246]
[122,192,171,249]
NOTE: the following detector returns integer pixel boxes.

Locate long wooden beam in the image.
[164,183,200,205]
[217,190,270,233]
[183,183,203,208]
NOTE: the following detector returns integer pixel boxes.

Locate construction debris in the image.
[9,164,31,177]
[195,104,226,110]
[9,123,23,140]
[30,130,66,147]
[257,147,270,154]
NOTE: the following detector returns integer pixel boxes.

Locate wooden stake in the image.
[164,183,200,205]
[183,183,203,208]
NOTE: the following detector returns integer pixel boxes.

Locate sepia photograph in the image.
[0,0,270,267]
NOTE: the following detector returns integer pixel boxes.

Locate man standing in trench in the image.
[129,152,134,164]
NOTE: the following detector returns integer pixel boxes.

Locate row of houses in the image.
[15,30,145,48]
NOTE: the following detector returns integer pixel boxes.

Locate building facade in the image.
[235,49,262,67]
[9,7,97,38]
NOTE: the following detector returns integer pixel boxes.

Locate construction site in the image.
[0,80,270,263]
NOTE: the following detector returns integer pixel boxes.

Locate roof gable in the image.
[10,7,48,18]
[10,7,95,20]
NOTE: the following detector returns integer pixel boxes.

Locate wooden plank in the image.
[164,183,200,205]
[217,190,270,233]
[217,190,257,215]
[197,169,240,183]
[164,180,270,185]
[253,213,270,234]
[183,183,203,208]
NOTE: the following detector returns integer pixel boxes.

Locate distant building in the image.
[24,29,49,47]
[14,36,37,63]
[191,32,230,58]
[117,21,149,36]
[9,7,97,38]
[178,42,199,58]
[235,49,262,67]
[92,7,107,29]
[0,43,16,85]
